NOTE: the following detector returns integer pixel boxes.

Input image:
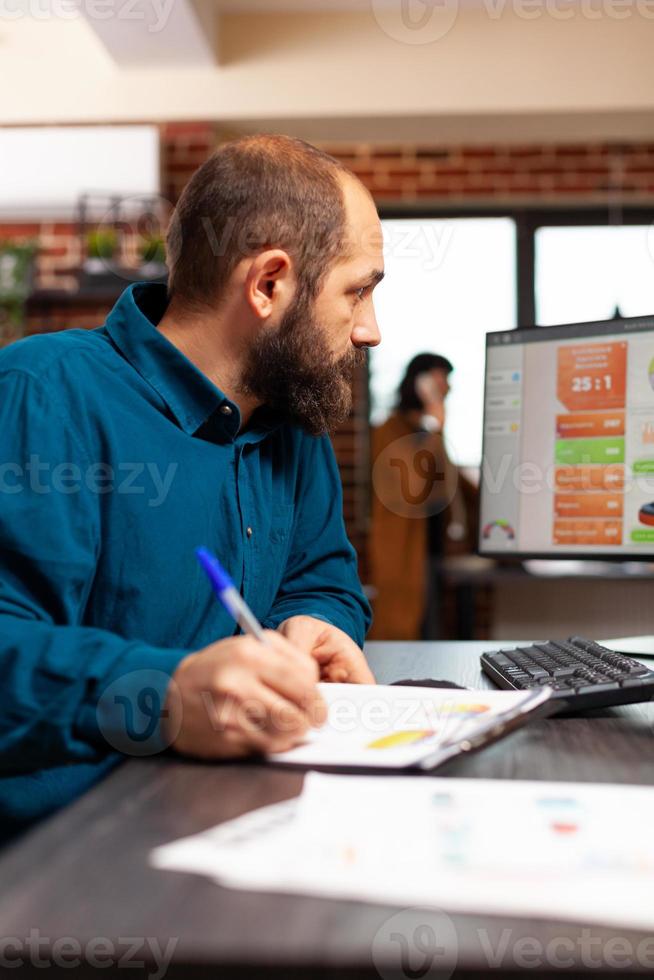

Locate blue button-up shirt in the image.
[0,283,371,840]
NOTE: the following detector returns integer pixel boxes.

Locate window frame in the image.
[379,204,654,328]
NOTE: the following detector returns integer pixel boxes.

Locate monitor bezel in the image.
[477,314,654,562]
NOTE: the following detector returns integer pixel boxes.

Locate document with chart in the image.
[267,682,551,771]
[151,773,654,932]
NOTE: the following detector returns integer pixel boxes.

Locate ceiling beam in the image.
[79,0,218,67]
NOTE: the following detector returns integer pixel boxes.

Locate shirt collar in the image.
[104,283,241,441]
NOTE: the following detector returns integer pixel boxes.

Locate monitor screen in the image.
[479,315,654,558]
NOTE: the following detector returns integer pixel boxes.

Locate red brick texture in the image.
[325,142,654,202]
[4,125,654,563]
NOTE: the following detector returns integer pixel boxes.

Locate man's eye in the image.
[354,286,367,301]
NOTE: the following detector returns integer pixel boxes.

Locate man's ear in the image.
[245,249,293,321]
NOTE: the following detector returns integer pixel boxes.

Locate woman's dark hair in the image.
[396,352,453,413]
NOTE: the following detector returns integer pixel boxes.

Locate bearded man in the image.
[0,135,384,840]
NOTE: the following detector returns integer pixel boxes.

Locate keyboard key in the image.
[619,676,654,690]
[573,683,622,696]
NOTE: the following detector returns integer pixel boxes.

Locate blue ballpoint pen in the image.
[195,546,268,644]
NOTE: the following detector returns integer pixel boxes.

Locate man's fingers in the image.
[348,660,376,684]
[310,645,376,685]
[322,665,349,683]
[263,629,319,673]
[209,684,316,755]
[242,681,318,745]
[280,618,327,654]
[258,658,328,726]
[239,633,328,726]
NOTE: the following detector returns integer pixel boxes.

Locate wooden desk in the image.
[1,642,653,978]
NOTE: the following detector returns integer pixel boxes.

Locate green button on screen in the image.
[630,529,654,543]
[555,437,625,466]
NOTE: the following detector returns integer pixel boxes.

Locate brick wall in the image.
[4,124,654,566]
[320,142,654,202]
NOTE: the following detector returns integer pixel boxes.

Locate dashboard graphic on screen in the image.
[479,316,654,557]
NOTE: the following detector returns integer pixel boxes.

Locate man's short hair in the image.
[166,134,352,312]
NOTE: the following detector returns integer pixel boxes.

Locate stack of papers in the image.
[151,773,654,930]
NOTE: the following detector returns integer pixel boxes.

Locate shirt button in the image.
[246,526,253,538]
[220,405,233,416]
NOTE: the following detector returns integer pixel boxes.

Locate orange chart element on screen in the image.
[554,465,625,492]
[556,342,627,412]
[554,492,624,519]
[553,519,623,546]
[556,411,625,439]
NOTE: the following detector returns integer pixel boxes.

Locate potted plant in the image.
[138,233,167,281]
[0,240,37,344]
[85,228,119,273]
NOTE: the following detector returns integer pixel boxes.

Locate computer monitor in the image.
[479,315,654,559]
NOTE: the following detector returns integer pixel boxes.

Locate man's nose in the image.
[351,309,381,349]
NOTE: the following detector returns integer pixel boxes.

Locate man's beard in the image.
[241,291,366,436]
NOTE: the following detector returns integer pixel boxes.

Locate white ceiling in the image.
[0,5,653,142]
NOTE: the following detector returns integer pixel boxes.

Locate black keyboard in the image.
[481,637,654,711]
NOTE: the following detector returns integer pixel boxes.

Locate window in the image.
[369,216,517,466]
[536,225,654,325]
[0,126,160,220]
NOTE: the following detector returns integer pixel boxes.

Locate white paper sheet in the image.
[603,636,654,670]
[151,773,654,931]
[267,683,545,769]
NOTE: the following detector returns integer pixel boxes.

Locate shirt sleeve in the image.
[0,369,188,774]
[263,434,372,647]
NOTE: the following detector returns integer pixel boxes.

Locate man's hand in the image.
[164,631,327,759]
[279,616,375,684]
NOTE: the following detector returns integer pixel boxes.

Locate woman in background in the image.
[368,353,477,640]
